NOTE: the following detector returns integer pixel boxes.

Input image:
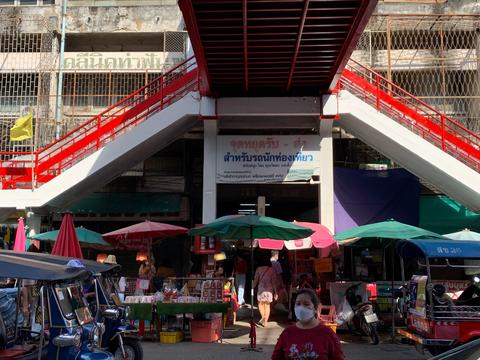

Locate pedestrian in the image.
[253,252,277,327]
[272,288,344,360]
[233,255,247,306]
[136,258,155,294]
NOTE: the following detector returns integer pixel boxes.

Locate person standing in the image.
[253,254,277,327]
[272,288,344,360]
[234,255,247,306]
[136,259,156,294]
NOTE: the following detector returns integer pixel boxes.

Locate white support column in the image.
[202,119,218,224]
[318,118,335,233]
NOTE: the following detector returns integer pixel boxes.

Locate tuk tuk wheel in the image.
[426,345,448,356]
[113,337,143,360]
[369,324,379,345]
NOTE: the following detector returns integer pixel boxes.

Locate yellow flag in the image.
[4,226,10,244]
[10,111,33,141]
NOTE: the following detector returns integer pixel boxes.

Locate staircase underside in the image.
[0,93,214,218]
[1,90,479,221]
[328,91,480,212]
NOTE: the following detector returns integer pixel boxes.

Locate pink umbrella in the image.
[51,212,83,258]
[102,220,188,250]
[258,221,339,257]
[13,217,26,252]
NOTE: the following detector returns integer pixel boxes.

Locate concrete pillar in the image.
[202,120,217,224]
[318,119,335,233]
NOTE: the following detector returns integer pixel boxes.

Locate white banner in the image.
[216,135,320,184]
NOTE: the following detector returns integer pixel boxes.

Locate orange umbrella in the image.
[51,213,83,258]
[102,220,188,250]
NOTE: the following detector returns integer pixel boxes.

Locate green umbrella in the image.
[444,229,480,241]
[335,220,445,341]
[189,214,313,240]
[335,219,445,247]
[189,214,313,351]
[30,226,111,249]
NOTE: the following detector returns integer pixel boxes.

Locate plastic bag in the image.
[336,299,354,326]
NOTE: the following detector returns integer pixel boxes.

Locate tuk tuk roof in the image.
[0,250,120,274]
[398,239,480,259]
[0,251,89,281]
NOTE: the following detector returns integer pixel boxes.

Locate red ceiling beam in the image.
[286,0,308,92]
[243,0,249,92]
[178,0,212,96]
[327,0,379,91]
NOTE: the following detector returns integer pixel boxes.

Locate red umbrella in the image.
[13,217,26,252]
[102,220,188,250]
[51,213,83,258]
[258,221,339,257]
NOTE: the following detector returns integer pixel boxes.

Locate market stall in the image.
[124,276,231,344]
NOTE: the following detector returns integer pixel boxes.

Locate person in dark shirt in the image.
[272,288,344,360]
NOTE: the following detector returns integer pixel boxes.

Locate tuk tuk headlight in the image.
[52,332,81,348]
[103,308,120,320]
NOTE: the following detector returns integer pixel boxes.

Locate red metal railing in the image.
[0,57,198,189]
[340,59,480,172]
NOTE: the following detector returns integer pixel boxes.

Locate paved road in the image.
[141,318,430,360]
[142,340,429,360]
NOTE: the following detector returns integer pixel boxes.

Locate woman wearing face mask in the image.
[272,288,344,360]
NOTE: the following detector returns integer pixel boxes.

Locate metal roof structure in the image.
[179,0,377,96]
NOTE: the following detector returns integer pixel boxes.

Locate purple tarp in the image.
[334,167,420,233]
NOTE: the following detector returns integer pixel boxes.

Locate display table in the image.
[126,302,229,342]
[156,302,228,316]
[127,303,154,321]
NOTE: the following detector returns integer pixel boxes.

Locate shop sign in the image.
[63,52,185,71]
[216,135,320,183]
[413,275,427,316]
[314,258,333,273]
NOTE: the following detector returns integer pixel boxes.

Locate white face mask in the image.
[294,305,315,322]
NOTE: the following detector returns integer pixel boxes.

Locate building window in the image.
[63,72,156,108]
[0,73,38,109]
[0,0,55,5]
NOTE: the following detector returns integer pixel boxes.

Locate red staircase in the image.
[340,59,480,172]
[0,57,198,190]
[1,56,478,190]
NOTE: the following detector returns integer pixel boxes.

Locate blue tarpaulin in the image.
[334,168,420,233]
[398,239,480,259]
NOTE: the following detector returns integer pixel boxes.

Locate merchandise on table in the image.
[200,280,223,303]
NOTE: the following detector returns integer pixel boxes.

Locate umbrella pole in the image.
[242,225,261,352]
[391,245,395,342]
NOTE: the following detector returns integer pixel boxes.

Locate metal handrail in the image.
[0,57,199,189]
[340,59,480,172]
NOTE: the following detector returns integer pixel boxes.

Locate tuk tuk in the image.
[397,239,480,356]
[0,252,113,360]
[1,251,142,359]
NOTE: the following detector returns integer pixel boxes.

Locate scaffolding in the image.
[0,18,57,154]
[353,15,480,133]
[0,15,187,153]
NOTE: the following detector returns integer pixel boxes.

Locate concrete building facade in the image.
[0,0,479,237]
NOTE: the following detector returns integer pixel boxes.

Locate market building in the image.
[0,0,479,275]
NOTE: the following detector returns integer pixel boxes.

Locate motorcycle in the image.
[345,283,380,344]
